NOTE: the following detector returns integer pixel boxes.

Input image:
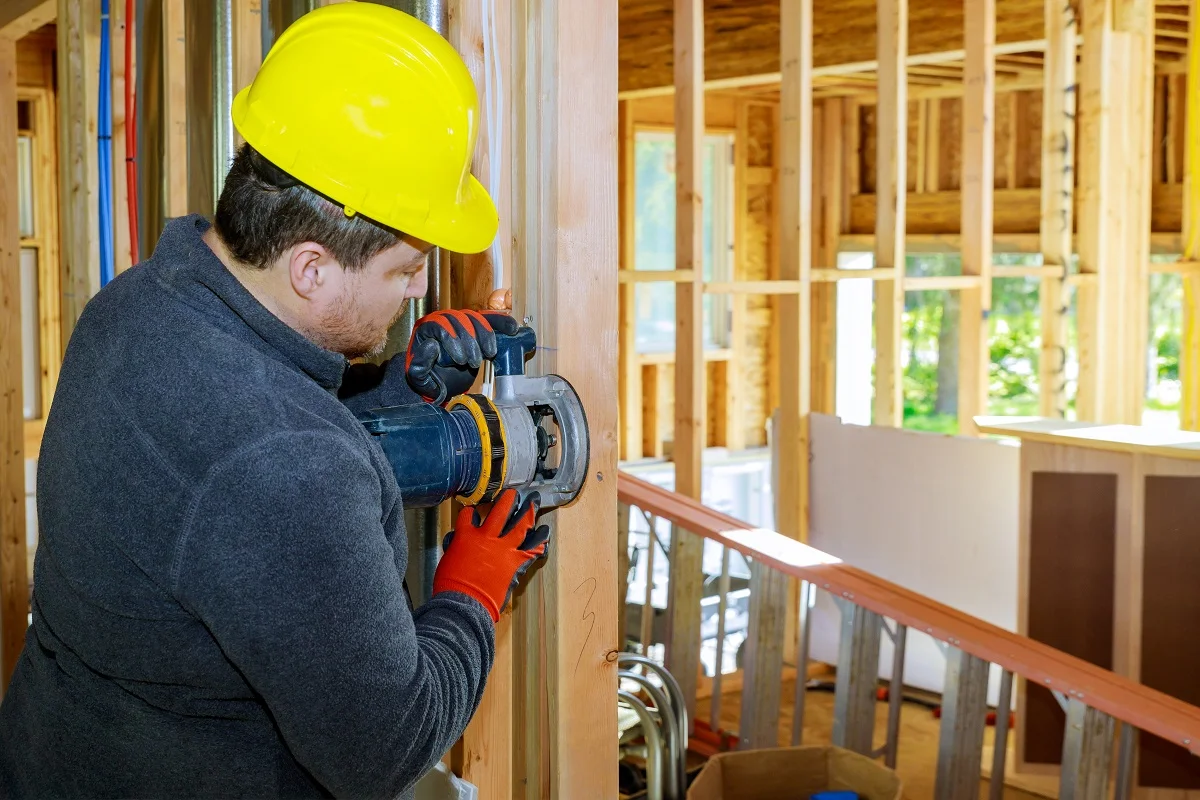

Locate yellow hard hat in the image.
[230,2,497,254]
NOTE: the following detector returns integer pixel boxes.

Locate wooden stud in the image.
[1179,0,1199,430]
[872,0,907,427]
[618,101,643,460]
[162,0,187,219]
[232,0,262,152]
[508,0,619,793]
[926,99,942,192]
[664,0,705,731]
[727,99,751,452]
[778,0,813,543]
[111,0,131,275]
[642,363,664,459]
[0,34,29,694]
[1039,0,1075,421]
[1076,0,1153,424]
[448,0,515,792]
[812,98,842,416]
[957,0,995,436]
[57,0,101,341]
[915,99,928,194]
[673,0,704,502]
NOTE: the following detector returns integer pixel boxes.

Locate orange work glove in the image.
[432,489,550,622]
[405,309,520,405]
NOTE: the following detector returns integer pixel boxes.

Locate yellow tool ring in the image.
[446,394,507,505]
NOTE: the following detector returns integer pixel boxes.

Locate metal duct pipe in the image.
[213,0,235,204]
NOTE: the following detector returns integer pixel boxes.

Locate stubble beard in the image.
[312,291,409,361]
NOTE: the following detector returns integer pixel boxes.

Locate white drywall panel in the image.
[807,413,1020,703]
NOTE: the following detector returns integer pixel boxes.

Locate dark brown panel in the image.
[1139,476,1200,789]
[1024,472,1117,765]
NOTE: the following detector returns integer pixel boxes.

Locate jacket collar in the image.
[154,214,350,394]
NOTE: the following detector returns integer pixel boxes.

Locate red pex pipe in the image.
[124,0,139,265]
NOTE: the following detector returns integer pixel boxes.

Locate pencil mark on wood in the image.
[574,576,598,676]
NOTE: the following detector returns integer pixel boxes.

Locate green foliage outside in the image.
[900,253,1184,433]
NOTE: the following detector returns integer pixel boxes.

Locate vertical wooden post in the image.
[233,0,263,153]
[1076,0,1153,424]
[673,0,704,500]
[1182,0,1200,430]
[812,98,842,416]
[618,100,643,460]
[0,34,29,693]
[957,0,995,435]
[162,0,188,219]
[57,0,101,342]
[778,0,813,545]
[665,0,706,728]
[872,0,907,428]
[509,0,618,795]
[111,0,132,274]
[1039,0,1076,420]
[447,0,515,792]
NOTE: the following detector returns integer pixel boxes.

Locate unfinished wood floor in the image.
[706,676,1051,800]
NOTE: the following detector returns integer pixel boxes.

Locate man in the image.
[0,5,541,798]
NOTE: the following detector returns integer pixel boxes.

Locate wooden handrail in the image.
[618,471,1200,755]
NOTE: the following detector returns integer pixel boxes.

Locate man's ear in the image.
[287,242,333,300]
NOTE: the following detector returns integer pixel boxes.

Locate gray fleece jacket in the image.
[0,215,495,799]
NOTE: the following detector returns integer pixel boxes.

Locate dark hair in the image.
[213,144,401,271]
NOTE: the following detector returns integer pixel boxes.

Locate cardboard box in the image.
[687,745,903,800]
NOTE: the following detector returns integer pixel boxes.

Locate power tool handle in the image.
[494,326,537,377]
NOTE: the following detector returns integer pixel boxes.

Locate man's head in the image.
[213,145,431,360]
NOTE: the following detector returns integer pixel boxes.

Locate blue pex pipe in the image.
[98,0,114,287]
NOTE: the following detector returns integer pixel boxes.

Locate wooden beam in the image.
[447,0,515,792]
[1077,0,1153,424]
[666,0,705,732]
[1179,0,1200,430]
[618,101,643,460]
[112,0,132,275]
[1038,0,1075,420]
[812,98,842,416]
[509,0,618,795]
[57,0,101,341]
[727,99,750,452]
[233,0,263,149]
[0,0,53,39]
[617,39,1053,101]
[777,0,814,535]
[162,0,187,219]
[873,0,907,427]
[1,34,29,694]
[957,0,996,436]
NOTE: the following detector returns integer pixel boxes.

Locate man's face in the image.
[306,238,431,359]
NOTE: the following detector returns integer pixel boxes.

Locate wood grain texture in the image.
[1038,0,1075,419]
[1179,0,1199,432]
[811,99,841,416]
[673,0,705,501]
[0,36,30,694]
[232,0,262,150]
[617,100,642,460]
[957,0,995,436]
[162,0,188,219]
[112,0,131,274]
[509,0,619,794]
[57,0,101,341]
[872,0,907,427]
[617,0,1045,94]
[453,9,515,785]
[0,0,53,39]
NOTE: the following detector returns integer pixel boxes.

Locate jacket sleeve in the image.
[339,357,424,414]
[172,430,494,799]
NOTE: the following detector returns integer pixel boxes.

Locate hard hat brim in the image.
[413,173,499,256]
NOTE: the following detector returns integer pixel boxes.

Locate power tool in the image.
[357,326,590,511]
